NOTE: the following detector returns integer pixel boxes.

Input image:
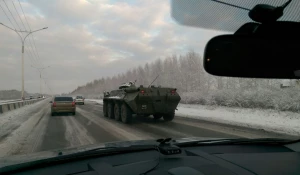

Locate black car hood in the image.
[0,137,224,168]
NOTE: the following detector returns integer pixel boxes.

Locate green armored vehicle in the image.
[103,81,181,123]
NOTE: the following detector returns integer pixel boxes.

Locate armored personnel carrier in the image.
[103,81,181,123]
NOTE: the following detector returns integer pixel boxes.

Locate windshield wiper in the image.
[175,138,300,147]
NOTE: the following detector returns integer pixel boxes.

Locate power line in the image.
[11,0,27,31]
[1,0,42,67]
[29,36,44,67]
[25,46,39,67]
[3,0,21,30]
[26,53,35,66]
[18,0,31,30]
[43,78,53,95]
[0,3,16,29]
[26,39,39,60]
[29,39,44,68]
[12,0,42,68]
[31,36,42,59]
[2,0,49,97]
[12,1,41,68]
[2,1,42,87]
[21,33,43,68]
[25,43,40,66]
[18,0,44,67]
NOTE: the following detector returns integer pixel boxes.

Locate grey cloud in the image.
[0,0,224,94]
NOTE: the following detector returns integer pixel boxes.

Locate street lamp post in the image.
[0,23,48,100]
[31,65,50,96]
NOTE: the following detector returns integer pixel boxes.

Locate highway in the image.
[0,99,293,158]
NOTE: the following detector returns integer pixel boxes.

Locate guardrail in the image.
[0,99,23,104]
[0,98,45,114]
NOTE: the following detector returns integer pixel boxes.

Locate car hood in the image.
[0,137,224,168]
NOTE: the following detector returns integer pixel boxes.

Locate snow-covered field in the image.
[176,104,300,136]
[86,99,103,105]
[85,99,300,136]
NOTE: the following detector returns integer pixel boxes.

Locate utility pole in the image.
[0,22,47,100]
[31,65,50,96]
[42,77,53,97]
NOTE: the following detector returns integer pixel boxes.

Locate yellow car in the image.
[50,96,76,116]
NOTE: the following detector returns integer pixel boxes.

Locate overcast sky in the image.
[0,0,226,94]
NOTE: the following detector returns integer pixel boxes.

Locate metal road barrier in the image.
[0,98,46,114]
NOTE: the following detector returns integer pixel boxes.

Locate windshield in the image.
[0,0,299,165]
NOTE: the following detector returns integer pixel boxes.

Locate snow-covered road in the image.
[0,99,294,158]
[86,99,300,136]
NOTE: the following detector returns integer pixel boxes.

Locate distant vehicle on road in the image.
[103,81,181,123]
[75,96,85,105]
[29,96,33,99]
[50,96,76,116]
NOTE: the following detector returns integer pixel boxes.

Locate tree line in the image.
[71,51,300,112]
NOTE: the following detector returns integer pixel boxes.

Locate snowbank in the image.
[86,98,300,136]
[177,104,300,136]
[85,99,103,105]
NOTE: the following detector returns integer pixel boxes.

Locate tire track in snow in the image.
[38,115,68,152]
[76,107,154,141]
[80,101,240,139]
[63,115,96,147]
[78,102,236,139]
[23,107,51,154]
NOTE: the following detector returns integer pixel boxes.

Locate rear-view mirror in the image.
[204,34,300,79]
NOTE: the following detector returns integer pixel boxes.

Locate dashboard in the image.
[6,141,300,175]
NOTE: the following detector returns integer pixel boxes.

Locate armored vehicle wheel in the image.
[163,112,174,121]
[103,101,108,117]
[114,103,121,121]
[108,103,114,119]
[153,114,162,120]
[121,103,132,123]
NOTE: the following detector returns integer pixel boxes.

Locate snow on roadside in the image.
[176,104,300,136]
[0,100,48,126]
[0,99,50,156]
[85,99,103,105]
[86,98,300,136]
